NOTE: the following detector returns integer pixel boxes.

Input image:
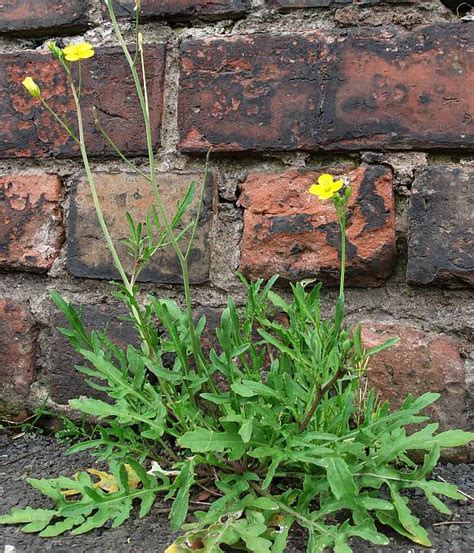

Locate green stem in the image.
[250,483,336,539]
[106,6,216,392]
[92,108,152,181]
[338,204,346,300]
[40,99,78,143]
[69,83,129,288]
[68,77,152,357]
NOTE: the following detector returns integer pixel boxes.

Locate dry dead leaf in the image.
[61,464,140,497]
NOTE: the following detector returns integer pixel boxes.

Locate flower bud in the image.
[344,186,352,199]
[342,340,352,353]
[22,76,41,98]
[47,41,64,61]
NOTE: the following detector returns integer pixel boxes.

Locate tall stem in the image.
[106,5,214,387]
[338,207,346,299]
[69,79,152,356]
[70,85,129,288]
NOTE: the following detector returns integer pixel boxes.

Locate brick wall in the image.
[0,0,472,448]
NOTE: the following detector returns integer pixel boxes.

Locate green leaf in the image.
[239,419,253,443]
[430,429,474,448]
[0,507,56,525]
[358,495,394,512]
[201,392,232,405]
[388,483,431,547]
[262,453,285,490]
[247,497,279,510]
[178,428,244,454]
[349,520,389,545]
[170,459,195,531]
[231,381,256,398]
[231,380,281,400]
[39,516,85,537]
[326,457,357,501]
[365,337,399,357]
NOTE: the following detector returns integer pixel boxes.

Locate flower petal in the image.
[309,184,323,196]
[318,174,334,187]
[331,179,343,192]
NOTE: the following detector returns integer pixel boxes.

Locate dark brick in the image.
[178,24,474,153]
[67,171,216,284]
[0,0,88,36]
[362,323,470,433]
[109,0,250,19]
[0,299,37,408]
[269,0,415,8]
[179,32,324,153]
[0,45,165,159]
[0,173,64,271]
[238,165,396,285]
[407,166,473,288]
[48,304,137,404]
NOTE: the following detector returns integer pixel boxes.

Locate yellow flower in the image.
[63,42,95,62]
[22,76,41,98]
[309,174,344,200]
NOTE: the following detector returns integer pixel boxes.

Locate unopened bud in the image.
[22,76,41,98]
[47,41,64,61]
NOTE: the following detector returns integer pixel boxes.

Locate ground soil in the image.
[0,434,472,553]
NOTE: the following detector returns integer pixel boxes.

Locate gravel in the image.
[0,434,472,553]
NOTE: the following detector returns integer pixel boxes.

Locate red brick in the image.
[67,171,216,283]
[179,32,324,153]
[109,0,250,19]
[0,298,37,393]
[362,323,469,432]
[178,24,474,153]
[0,45,165,159]
[0,174,63,271]
[0,0,87,36]
[321,24,474,151]
[238,165,396,285]
[407,166,473,288]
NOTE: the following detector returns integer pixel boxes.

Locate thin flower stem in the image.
[185,149,211,260]
[69,83,129,287]
[92,107,151,181]
[40,99,79,143]
[68,76,152,357]
[338,205,346,300]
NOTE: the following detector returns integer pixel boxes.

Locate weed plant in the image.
[2,2,472,551]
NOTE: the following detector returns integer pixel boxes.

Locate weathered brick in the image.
[178,24,474,153]
[179,32,324,153]
[362,323,469,432]
[0,174,63,271]
[67,172,216,283]
[407,166,473,288]
[0,0,88,36]
[269,0,415,8]
[0,45,165,159]
[238,165,396,285]
[321,24,474,151]
[109,0,250,19]
[0,298,37,395]
[48,305,136,404]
